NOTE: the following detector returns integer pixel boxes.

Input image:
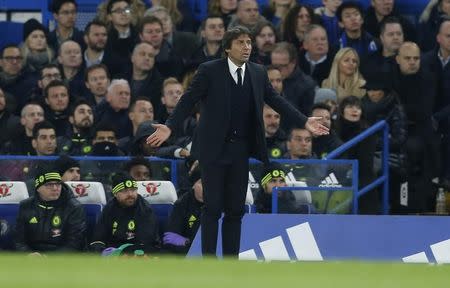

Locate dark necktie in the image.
[237,67,242,86]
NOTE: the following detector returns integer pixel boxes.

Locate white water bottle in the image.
[436,188,447,215]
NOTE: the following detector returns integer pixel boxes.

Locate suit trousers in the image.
[199,140,249,257]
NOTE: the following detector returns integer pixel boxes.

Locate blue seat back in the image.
[0,204,20,250]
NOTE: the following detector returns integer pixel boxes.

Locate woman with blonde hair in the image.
[321,47,366,102]
[21,19,54,73]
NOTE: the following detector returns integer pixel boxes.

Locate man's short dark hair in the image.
[84,19,108,36]
[200,14,224,30]
[129,96,152,112]
[379,16,402,35]
[50,0,77,14]
[139,16,164,34]
[69,98,92,116]
[1,44,20,57]
[272,41,298,63]
[336,1,363,22]
[40,63,61,78]
[253,21,276,39]
[123,156,152,177]
[44,79,69,98]
[84,63,110,82]
[107,0,130,13]
[287,127,310,141]
[311,102,331,113]
[94,121,116,136]
[222,26,253,55]
[33,121,56,139]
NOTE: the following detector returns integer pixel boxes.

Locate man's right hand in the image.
[146,124,172,147]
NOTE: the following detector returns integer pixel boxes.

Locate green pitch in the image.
[0,254,448,288]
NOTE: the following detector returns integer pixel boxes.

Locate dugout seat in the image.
[0,181,29,250]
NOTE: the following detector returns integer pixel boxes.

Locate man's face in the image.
[268,69,283,93]
[93,131,117,144]
[437,21,450,54]
[312,108,331,128]
[21,104,44,132]
[107,84,131,111]
[27,30,47,52]
[58,41,82,68]
[271,51,295,79]
[71,104,93,129]
[396,45,420,75]
[129,165,151,181]
[32,128,57,156]
[115,188,138,207]
[86,67,110,97]
[226,34,252,66]
[1,47,23,76]
[264,176,286,194]
[371,0,394,17]
[37,181,62,201]
[304,27,328,57]
[287,129,312,159]
[367,90,385,103]
[380,23,404,54]
[255,26,276,53]
[0,89,5,112]
[85,24,108,51]
[62,167,81,181]
[202,18,225,43]
[39,67,62,89]
[339,8,363,33]
[140,22,164,49]
[237,0,260,26]
[162,83,183,109]
[129,100,154,127]
[46,85,70,112]
[109,1,131,27]
[263,105,280,137]
[54,2,77,29]
[132,44,156,73]
[153,11,173,37]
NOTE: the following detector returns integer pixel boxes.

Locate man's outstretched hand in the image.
[305,117,329,136]
[146,124,172,147]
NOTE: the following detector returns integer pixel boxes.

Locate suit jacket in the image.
[166,58,308,164]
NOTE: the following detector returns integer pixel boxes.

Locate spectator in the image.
[2,103,44,155]
[190,15,225,65]
[262,0,296,27]
[271,42,316,120]
[29,64,62,104]
[364,0,416,42]
[91,122,123,156]
[163,163,203,254]
[336,1,378,58]
[48,0,85,53]
[84,64,111,106]
[156,0,197,32]
[0,44,37,113]
[419,0,450,52]
[56,155,81,181]
[255,162,312,214]
[298,24,335,86]
[21,18,54,73]
[159,77,184,125]
[285,127,315,159]
[228,0,267,32]
[282,4,318,53]
[361,16,404,78]
[311,102,342,159]
[14,164,86,254]
[322,47,366,102]
[58,99,94,156]
[98,0,146,28]
[94,79,132,139]
[263,104,287,159]
[43,80,71,136]
[314,0,343,46]
[57,40,85,98]
[267,65,283,94]
[31,121,58,156]
[123,156,152,181]
[89,172,160,253]
[208,0,237,28]
[118,97,154,154]
[250,21,277,66]
[0,88,20,151]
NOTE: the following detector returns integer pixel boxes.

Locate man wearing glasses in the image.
[28,63,62,103]
[49,0,85,53]
[14,165,86,255]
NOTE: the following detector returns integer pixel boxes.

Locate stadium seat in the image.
[65,181,106,242]
[285,180,312,204]
[0,181,28,250]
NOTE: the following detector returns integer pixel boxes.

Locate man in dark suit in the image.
[147,26,328,257]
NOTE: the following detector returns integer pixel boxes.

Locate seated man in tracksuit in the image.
[14,165,86,254]
[163,162,203,254]
[89,172,161,254]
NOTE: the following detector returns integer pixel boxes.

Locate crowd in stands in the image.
[1,0,450,255]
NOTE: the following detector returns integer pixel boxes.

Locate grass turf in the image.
[0,254,448,287]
